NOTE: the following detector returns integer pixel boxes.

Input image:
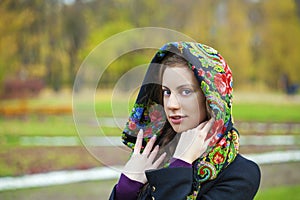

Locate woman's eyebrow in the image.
[176,84,197,90]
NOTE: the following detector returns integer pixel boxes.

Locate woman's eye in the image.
[181,89,192,96]
[162,89,171,96]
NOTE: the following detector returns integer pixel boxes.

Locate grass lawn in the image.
[0,179,117,200]
[1,90,300,122]
[0,146,102,177]
[255,184,300,200]
[1,91,300,138]
[234,103,300,123]
[0,115,121,137]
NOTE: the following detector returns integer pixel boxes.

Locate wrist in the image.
[123,172,146,184]
[170,158,193,167]
[172,154,193,164]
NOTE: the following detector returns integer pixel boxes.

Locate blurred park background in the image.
[0,0,300,199]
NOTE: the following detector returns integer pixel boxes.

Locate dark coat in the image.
[109,154,261,200]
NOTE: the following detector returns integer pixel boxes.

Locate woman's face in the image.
[162,64,207,133]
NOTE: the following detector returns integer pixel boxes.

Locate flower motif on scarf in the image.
[212,151,225,164]
[210,118,224,136]
[132,107,144,122]
[209,147,226,165]
[199,57,210,68]
[149,108,163,124]
[214,73,232,96]
[128,121,137,131]
[198,68,205,77]
[123,102,166,149]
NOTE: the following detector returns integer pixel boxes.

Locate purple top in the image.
[115,173,144,200]
[115,158,192,200]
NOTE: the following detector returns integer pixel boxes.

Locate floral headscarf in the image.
[122,42,239,199]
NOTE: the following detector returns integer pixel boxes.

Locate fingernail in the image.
[139,129,144,135]
[137,129,143,137]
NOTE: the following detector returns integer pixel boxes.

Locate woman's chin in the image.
[171,125,188,133]
[171,123,199,133]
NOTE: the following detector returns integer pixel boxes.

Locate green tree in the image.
[62,0,87,91]
[256,0,300,90]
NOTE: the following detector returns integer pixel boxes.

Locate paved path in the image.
[0,150,300,191]
[19,135,300,146]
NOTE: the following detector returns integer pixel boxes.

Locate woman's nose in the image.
[167,93,180,110]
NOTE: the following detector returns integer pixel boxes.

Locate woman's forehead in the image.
[162,65,198,87]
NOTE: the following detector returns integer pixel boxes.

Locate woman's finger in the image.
[199,118,215,134]
[152,152,167,169]
[196,120,208,130]
[142,135,157,156]
[204,136,214,147]
[133,129,143,154]
[147,145,159,161]
[200,136,214,155]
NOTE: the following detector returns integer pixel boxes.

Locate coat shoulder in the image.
[198,154,261,200]
[227,154,261,182]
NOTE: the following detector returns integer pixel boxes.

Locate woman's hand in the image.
[123,129,167,184]
[173,118,215,164]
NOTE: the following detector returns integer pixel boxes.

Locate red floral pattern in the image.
[214,73,232,96]
[212,152,225,164]
[149,110,163,122]
[144,127,153,137]
[128,121,136,130]
[198,68,205,77]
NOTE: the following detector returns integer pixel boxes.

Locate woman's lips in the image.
[169,115,186,124]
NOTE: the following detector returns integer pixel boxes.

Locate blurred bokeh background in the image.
[0,0,300,199]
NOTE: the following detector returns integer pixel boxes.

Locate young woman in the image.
[109,42,261,200]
